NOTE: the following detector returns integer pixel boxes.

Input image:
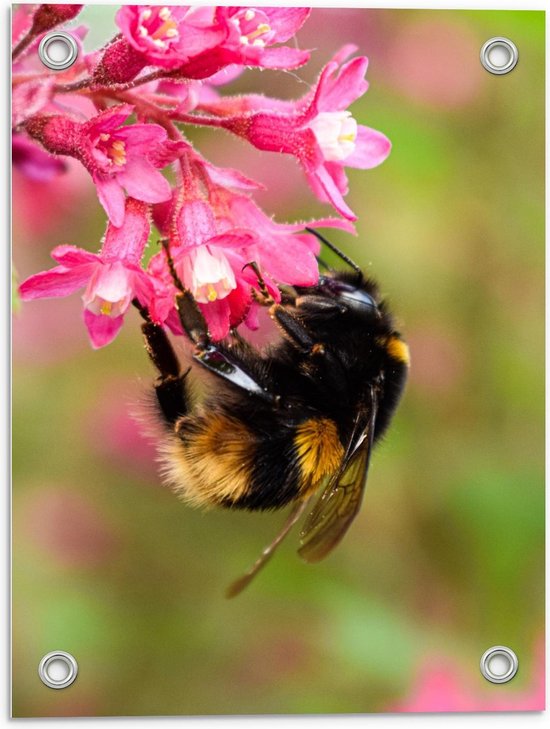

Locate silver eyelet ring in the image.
[38,31,78,71]
[480,37,519,75]
[38,651,78,689]
[480,646,518,684]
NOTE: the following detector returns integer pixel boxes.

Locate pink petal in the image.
[317,57,369,113]
[116,123,167,153]
[19,265,94,301]
[244,303,260,331]
[345,126,392,169]
[307,165,357,221]
[249,46,310,70]
[85,104,134,135]
[94,175,126,227]
[302,217,357,235]
[84,262,132,305]
[227,279,252,328]
[206,64,243,86]
[206,231,256,250]
[101,198,150,263]
[117,158,171,204]
[84,309,124,349]
[132,270,156,309]
[325,161,349,196]
[51,245,101,267]
[260,235,319,287]
[261,8,311,42]
[147,139,189,168]
[330,44,359,67]
[203,161,264,191]
[173,23,226,60]
[163,308,184,336]
[176,199,217,248]
[199,298,231,341]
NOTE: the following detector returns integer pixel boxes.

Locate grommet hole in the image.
[480,646,518,684]
[487,43,511,70]
[45,658,71,683]
[480,37,519,75]
[487,652,511,678]
[38,31,78,71]
[38,651,78,689]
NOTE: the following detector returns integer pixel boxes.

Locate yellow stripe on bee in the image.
[386,336,410,366]
[160,413,256,508]
[294,418,344,497]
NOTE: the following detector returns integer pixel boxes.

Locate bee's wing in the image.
[298,392,377,563]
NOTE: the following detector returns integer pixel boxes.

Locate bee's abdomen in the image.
[158,412,344,512]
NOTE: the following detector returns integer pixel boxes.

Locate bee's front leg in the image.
[134,300,192,425]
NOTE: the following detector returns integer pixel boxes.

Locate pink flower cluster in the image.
[14,4,391,348]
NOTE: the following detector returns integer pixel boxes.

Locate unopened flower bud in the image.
[30,4,84,34]
[24,114,80,157]
[93,38,147,86]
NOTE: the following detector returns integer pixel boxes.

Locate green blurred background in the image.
[12,7,545,717]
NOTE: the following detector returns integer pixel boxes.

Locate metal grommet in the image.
[38,31,78,71]
[480,37,518,75]
[38,651,78,689]
[480,646,518,684]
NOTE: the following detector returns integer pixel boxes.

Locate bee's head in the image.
[316,273,380,317]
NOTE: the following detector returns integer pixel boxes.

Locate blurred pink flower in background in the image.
[391,643,545,712]
[21,487,118,568]
[406,322,467,395]
[85,381,159,477]
[12,133,66,181]
[13,158,92,241]
[12,296,87,365]
[382,19,484,109]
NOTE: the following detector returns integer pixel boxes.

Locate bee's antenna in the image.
[305,228,362,275]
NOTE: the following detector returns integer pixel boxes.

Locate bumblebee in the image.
[138,230,409,596]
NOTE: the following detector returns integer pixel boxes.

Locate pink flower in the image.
[216,50,391,219]
[116,5,226,70]
[172,6,311,79]
[19,198,153,348]
[25,105,174,226]
[165,197,258,340]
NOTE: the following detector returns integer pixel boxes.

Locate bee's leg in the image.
[134,300,191,425]
[242,261,275,306]
[226,497,310,598]
[269,305,316,354]
[229,327,254,352]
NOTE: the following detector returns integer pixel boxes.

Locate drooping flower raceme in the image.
[201,50,391,220]
[15,5,391,348]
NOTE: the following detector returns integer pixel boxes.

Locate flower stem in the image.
[12,31,35,62]
[170,112,227,129]
[55,69,167,95]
